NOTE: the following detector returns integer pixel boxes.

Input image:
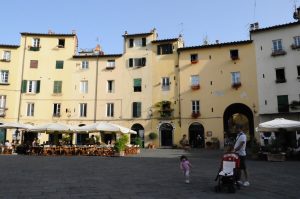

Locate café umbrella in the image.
[29,122,75,133]
[0,122,33,130]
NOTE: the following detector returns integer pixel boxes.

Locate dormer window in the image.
[190,54,198,64]
[129,38,146,48]
[230,49,239,60]
[157,44,173,55]
[58,39,65,48]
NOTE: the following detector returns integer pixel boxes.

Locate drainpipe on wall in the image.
[177,51,181,127]
[17,36,27,122]
[93,55,99,123]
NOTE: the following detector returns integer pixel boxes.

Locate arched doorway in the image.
[160,123,173,147]
[223,103,254,144]
[131,123,144,147]
[189,123,205,148]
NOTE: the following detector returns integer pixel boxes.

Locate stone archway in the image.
[131,123,144,147]
[189,122,205,148]
[159,123,174,147]
[223,103,254,142]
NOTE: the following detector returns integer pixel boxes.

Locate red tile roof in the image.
[250,21,300,33]
[178,40,252,51]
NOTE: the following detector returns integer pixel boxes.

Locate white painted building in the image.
[250,21,300,122]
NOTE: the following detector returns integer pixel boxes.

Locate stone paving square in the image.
[0,149,299,199]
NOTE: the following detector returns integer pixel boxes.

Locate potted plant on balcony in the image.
[148,132,158,149]
[114,134,129,157]
[155,101,173,119]
[191,84,200,90]
[191,112,200,118]
[231,82,241,90]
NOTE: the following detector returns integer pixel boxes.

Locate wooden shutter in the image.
[36,80,40,93]
[21,80,27,93]
[129,58,133,67]
[142,57,146,66]
[142,38,146,46]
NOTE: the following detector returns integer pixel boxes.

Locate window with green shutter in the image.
[133,102,141,118]
[134,78,142,92]
[277,95,289,112]
[56,61,64,69]
[21,80,27,93]
[53,81,62,94]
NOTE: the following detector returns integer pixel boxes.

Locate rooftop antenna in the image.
[253,0,257,22]
[293,0,300,20]
[178,22,184,36]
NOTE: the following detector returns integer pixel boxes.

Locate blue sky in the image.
[1,0,298,54]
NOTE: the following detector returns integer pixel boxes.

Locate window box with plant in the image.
[155,101,174,119]
[231,82,241,89]
[28,46,41,51]
[191,111,200,118]
[190,54,198,64]
[191,84,200,90]
[291,44,300,49]
[271,49,286,56]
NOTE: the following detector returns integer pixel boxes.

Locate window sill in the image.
[0,59,11,62]
[0,83,10,85]
[275,79,286,83]
[52,93,62,96]
[271,50,286,57]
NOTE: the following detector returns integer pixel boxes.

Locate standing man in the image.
[234,125,250,187]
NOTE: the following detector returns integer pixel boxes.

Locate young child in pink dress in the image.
[180,155,192,183]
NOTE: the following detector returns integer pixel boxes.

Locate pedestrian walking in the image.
[234,125,250,187]
[180,155,192,183]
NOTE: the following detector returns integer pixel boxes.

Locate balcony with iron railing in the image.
[271,48,286,57]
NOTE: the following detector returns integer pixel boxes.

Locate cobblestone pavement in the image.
[0,149,299,199]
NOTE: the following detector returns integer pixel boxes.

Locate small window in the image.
[2,51,11,61]
[293,36,300,47]
[272,39,283,51]
[142,38,146,46]
[107,103,114,117]
[157,44,173,55]
[33,38,40,47]
[0,95,6,111]
[107,60,115,69]
[30,60,38,68]
[191,75,200,86]
[190,54,198,63]
[129,39,134,48]
[277,95,289,112]
[53,81,62,94]
[53,103,61,117]
[79,103,87,117]
[162,77,170,91]
[0,70,9,84]
[81,61,89,69]
[58,39,65,48]
[275,68,286,83]
[192,100,200,113]
[297,65,300,76]
[80,81,88,93]
[132,102,141,118]
[27,103,35,116]
[107,80,114,93]
[230,49,239,60]
[56,61,64,69]
[134,78,142,92]
[231,72,241,84]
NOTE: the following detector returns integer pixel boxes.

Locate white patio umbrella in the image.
[75,122,137,134]
[258,118,300,131]
[0,122,33,130]
[74,122,120,132]
[29,122,75,133]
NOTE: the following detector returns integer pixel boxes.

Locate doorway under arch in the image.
[223,103,254,142]
[131,123,144,147]
[189,122,205,148]
[160,123,174,147]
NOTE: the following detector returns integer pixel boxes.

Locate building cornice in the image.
[250,21,300,34]
[178,40,252,51]
[0,44,20,49]
[20,32,76,37]
[73,54,122,59]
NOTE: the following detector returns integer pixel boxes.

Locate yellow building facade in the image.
[0,31,259,148]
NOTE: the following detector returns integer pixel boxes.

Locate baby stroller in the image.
[215,152,240,193]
